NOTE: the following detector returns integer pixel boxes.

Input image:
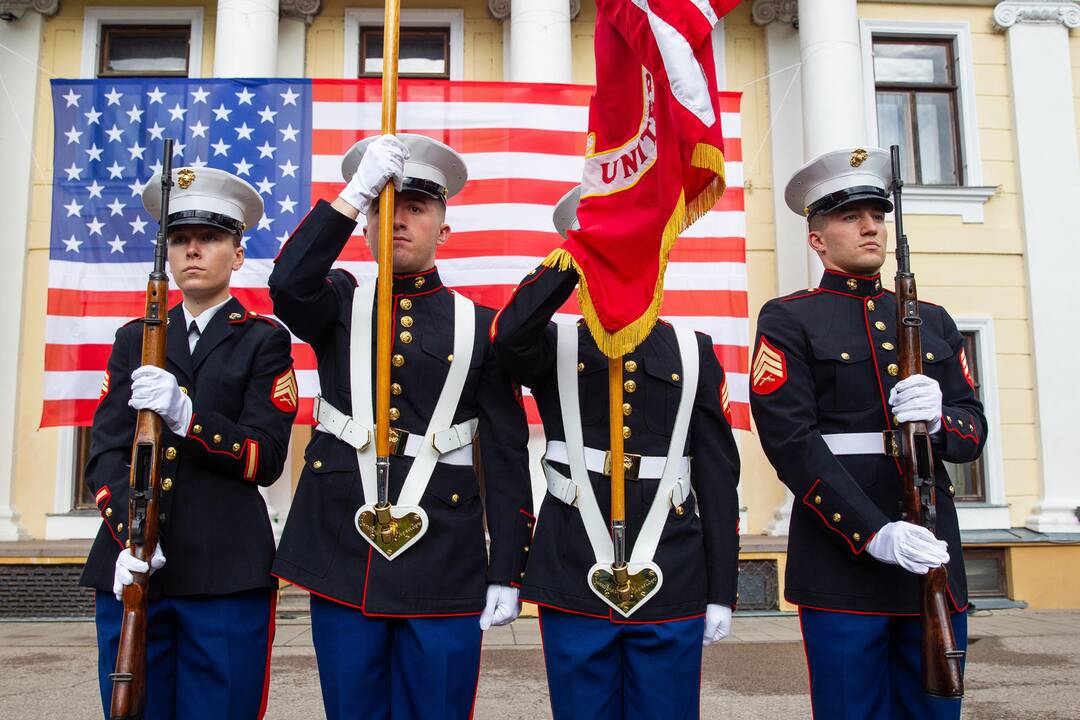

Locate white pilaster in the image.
[506,0,573,83]
[993,1,1080,533]
[0,8,46,540]
[278,0,318,77]
[214,0,279,76]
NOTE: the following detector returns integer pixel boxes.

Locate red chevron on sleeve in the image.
[958,348,975,390]
[751,337,787,395]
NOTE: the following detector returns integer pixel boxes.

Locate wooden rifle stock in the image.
[890,145,965,698]
[110,140,174,719]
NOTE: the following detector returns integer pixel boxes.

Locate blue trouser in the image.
[799,607,968,720]
[538,606,704,720]
[95,589,275,720]
[309,594,483,720]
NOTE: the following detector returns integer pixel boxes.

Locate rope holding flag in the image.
[544,0,739,358]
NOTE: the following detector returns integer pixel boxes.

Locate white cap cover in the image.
[142,166,263,235]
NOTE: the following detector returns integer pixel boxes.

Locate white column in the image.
[214,0,279,76]
[798,0,869,159]
[0,7,47,540]
[993,1,1080,533]
[277,0,318,76]
[508,0,572,83]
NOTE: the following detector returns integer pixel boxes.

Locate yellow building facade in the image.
[0,0,1077,611]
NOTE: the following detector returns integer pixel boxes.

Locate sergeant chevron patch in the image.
[98,370,110,401]
[720,376,733,424]
[751,337,787,395]
[959,348,975,389]
[271,368,298,412]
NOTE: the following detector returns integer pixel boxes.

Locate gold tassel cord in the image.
[546,144,727,359]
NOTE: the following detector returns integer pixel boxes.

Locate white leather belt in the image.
[822,431,895,456]
[543,443,691,509]
[313,395,477,467]
[545,440,689,481]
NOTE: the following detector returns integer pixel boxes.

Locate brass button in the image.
[450,493,460,504]
[840,352,850,361]
[392,354,405,367]
[179,386,188,395]
[622,403,632,416]
[526,521,533,529]
[399,331,413,344]
[414,277,425,288]
[853,532,861,542]
[866,300,875,311]
[882,342,895,351]
[622,426,631,439]
[212,434,222,444]
[624,380,637,393]
[577,362,585,373]
[229,312,243,320]
[400,315,413,328]
[674,505,685,517]
[165,447,177,460]
[192,424,202,434]
[946,415,953,423]
[832,513,842,522]
[520,571,526,578]
[117,523,124,532]
[948,484,955,494]
[875,321,887,331]
[162,477,173,491]
[105,507,113,518]
[671,373,680,382]
[391,383,402,396]
[847,278,858,290]
[624,360,638,372]
[389,407,401,421]
[814,495,821,505]
[925,352,935,361]
[447,354,454,363]
[399,298,412,310]
[893,415,900,425]
[232,443,241,452]
[523,545,530,553]
[312,460,323,469]
[159,513,166,523]
[887,364,899,376]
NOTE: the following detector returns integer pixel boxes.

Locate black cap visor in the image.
[167,210,245,236]
[401,177,447,203]
[807,186,893,219]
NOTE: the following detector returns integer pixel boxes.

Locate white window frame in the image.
[859,19,996,223]
[951,317,1010,531]
[50,7,203,540]
[344,9,465,80]
[80,6,205,79]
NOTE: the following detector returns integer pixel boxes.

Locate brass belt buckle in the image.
[388,427,410,457]
[883,430,901,457]
[604,451,641,482]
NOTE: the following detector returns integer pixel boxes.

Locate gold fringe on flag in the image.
[543,143,727,359]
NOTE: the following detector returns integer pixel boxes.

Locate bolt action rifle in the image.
[890,144,966,698]
[109,138,174,719]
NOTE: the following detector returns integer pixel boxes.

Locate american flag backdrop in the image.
[45,78,749,430]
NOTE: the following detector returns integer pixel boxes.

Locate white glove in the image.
[479,584,521,630]
[702,603,733,646]
[888,373,942,434]
[339,134,410,214]
[129,365,193,436]
[866,521,949,575]
[112,545,166,601]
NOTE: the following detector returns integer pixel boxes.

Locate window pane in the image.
[876,92,915,181]
[946,332,986,501]
[73,427,96,510]
[873,42,950,84]
[101,27,189,76]
[965,550,1007,597]
[915,93,959,185]
[363,30,448,78]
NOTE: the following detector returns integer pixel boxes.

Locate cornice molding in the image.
[993,1,1080,30]
[0,0,59,20]
[280,0,321,25]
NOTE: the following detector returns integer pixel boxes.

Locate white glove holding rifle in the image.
[702,603,733,646]
[113,545,166,601]
[479,584,521,630]
[339,134,410,214]
[888,374,942,434]
[129,365,192,436]
[867,521,949,575]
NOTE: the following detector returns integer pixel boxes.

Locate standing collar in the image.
[819,269,883,297]
[392,266,443,296]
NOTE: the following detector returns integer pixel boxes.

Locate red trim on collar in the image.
[824,269,882,282]
[782,288,823,302]
[816,287,887,301]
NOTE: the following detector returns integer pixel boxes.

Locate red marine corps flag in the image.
[545,0,739,356]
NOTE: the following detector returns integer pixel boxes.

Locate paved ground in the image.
[0,608,1077,718]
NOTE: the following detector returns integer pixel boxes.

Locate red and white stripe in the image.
[42,80,749,430]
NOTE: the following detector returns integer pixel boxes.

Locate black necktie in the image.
[188,320,200,351]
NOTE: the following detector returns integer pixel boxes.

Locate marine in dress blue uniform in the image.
[268,135,533,720]
[750,148,987,719]
[491,188,741,720]
[80,167,298,719]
